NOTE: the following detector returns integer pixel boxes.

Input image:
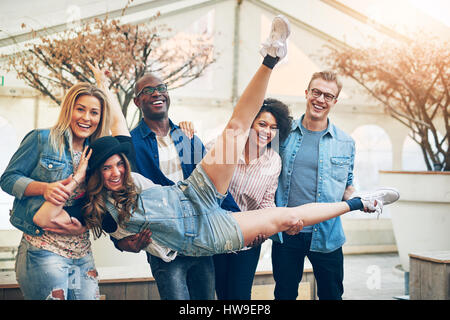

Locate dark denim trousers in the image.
[213,245,261,300]
[148,253,215,300]
[271,232,344,300]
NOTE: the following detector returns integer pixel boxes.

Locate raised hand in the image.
[87,60,110,88]
[87,59,129,137]
[73,146,92,186]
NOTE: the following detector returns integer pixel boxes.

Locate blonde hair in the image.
[307,71,343,98]
[49,82,111,156]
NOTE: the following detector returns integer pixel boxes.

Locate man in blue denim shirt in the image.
[272,71,356,300]
[112,73,240,300]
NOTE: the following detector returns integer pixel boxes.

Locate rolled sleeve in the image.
[11,176,35,200]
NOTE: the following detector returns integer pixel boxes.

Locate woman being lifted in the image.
[33,16,400,260]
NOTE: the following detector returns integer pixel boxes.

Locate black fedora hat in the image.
[88,136,131,172]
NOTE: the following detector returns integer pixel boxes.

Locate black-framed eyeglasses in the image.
[136,84,168,97]
[310,88,336,102]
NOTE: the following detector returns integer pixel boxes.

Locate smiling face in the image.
[70,95,102,149]
[248,111,278,150]
[304,78,339,126]
[101,154,126,192]
[134,74,170,121]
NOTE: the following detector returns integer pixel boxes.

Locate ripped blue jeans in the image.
[15,237,100,300]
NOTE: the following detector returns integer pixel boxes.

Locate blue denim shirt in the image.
[275,116,355,253]
[0,129,78,236]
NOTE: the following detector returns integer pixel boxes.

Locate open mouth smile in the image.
[77,122,92,130]
[313,104,325,111]
[151,99,165,107]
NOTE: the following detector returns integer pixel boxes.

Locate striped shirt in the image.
[156,134,184,183]
[229,147,281,212]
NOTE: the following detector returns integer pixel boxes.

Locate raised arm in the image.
[87,61,130,137]
[200,16,290,195]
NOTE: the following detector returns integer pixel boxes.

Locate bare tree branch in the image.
[324,33,449,170]
[1,13,215,129]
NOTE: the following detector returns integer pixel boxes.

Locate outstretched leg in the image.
[200,15,290,194]
[232,202,350,246]
[232,187,400,246]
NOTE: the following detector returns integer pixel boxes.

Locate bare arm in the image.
[32,147,91,234]
[32,177,76,228]
[24,179,72,206]
[87,61,130,137]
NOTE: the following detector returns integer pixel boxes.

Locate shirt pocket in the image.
[36,155,68,182]
[330,156,351,181]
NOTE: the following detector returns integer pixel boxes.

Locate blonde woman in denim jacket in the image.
[0,79,113,300]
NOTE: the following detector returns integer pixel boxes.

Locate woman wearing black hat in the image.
[32,16,399,259]
[0,81,112,299]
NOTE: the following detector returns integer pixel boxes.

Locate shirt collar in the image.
[238,147,271,165]
[138,118,178,138]
[294,114,335,138]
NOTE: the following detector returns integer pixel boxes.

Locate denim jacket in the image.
[0,129,78,236]
[275,115,355,253]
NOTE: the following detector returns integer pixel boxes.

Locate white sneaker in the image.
[351,187,400,216]
[260,15,290,60]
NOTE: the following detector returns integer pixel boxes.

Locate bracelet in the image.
[73,176,81,187]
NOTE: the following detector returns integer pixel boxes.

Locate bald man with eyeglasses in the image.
[108,73,241,300]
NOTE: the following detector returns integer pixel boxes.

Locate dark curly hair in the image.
[255,98,292,147]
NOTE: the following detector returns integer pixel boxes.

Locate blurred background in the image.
[0,0,449,299]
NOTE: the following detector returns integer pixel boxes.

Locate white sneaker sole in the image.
[271,15,291,40]
[260,15,291,59]
[373,187,400,205]
[355,187,400,206]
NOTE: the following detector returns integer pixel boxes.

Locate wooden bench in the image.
[251,269,316,300]
[409,251,450,300]
[0,265,316,300]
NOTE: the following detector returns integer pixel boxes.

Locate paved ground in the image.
[342,253,406,300]
[258,243,407,300]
